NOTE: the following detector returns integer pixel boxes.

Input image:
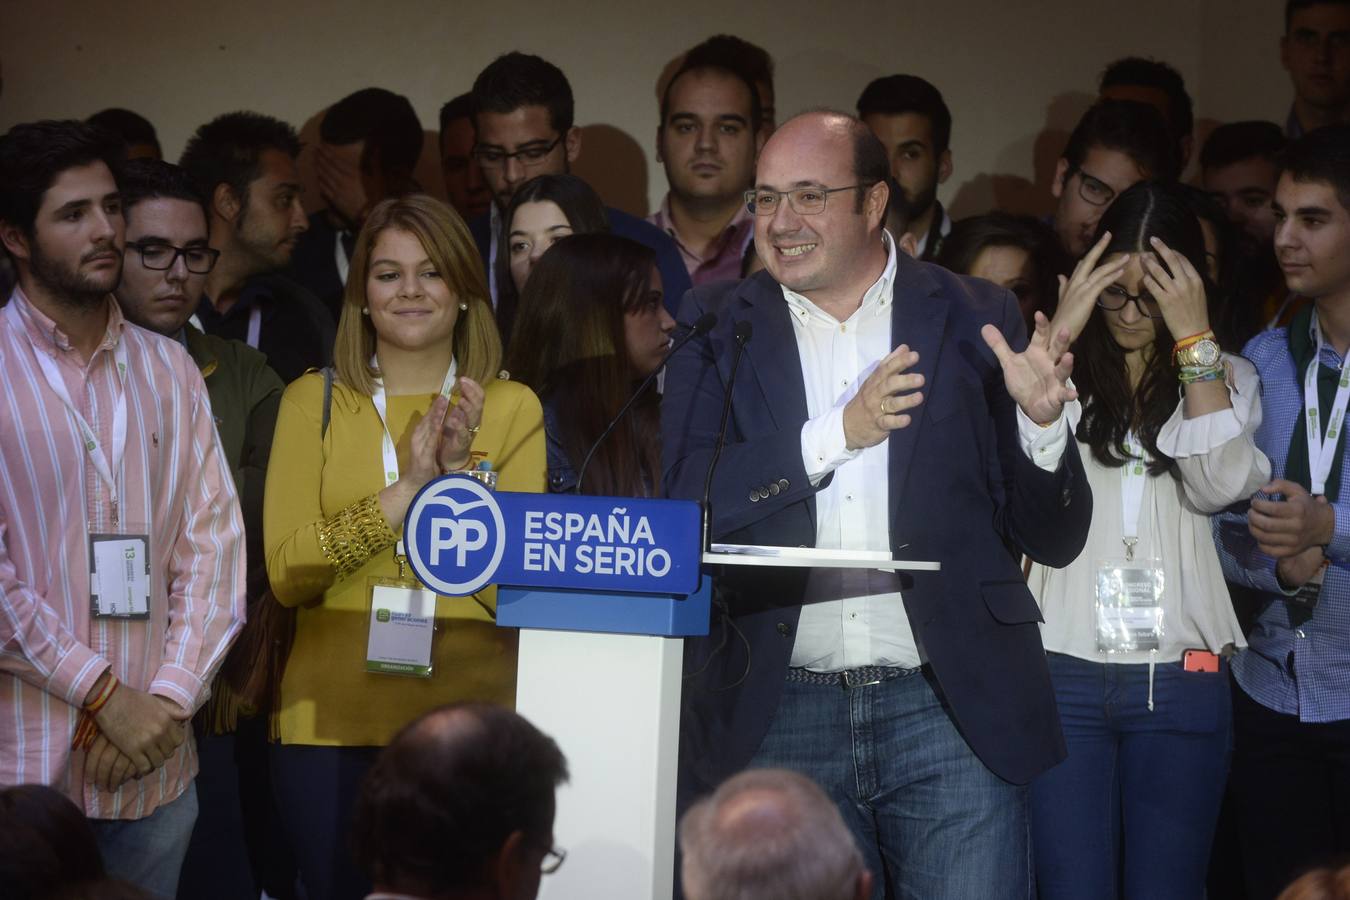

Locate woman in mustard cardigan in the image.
[263,195,545,900]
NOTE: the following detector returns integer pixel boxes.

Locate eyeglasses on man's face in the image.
[744,183,874,216]
[127,241,220,274]
[1071,167,1118,208]
[472,136,563,170]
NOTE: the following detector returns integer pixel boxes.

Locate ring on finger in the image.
[880,397,890,415]
[467,425,481,435]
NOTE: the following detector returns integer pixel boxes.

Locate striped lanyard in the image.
[1120,433,1148,561]
[1305,315,1350,495]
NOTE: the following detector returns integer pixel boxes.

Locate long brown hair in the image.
[504,233,660,496]
[1073,182,1208,476]
[333,194,502,394]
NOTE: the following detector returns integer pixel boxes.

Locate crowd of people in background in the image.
[2,1,1350,898]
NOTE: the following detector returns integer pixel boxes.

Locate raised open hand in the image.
[1044,231,1127,349]
[982,312,1078,426]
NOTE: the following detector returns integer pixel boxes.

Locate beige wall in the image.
[0,0,1291,220]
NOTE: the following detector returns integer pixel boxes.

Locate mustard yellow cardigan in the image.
[263,372,545,746]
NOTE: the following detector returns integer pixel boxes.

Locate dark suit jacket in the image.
[285,211,347,323]
[661,257,1092,800]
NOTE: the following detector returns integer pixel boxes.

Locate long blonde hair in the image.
[333,194,502,395]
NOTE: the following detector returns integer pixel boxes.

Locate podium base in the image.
[516,628,682,900]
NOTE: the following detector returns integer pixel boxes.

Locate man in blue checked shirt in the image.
[1215,123,1350,899]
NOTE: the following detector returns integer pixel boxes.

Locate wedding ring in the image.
[467,425,481,435]
[881,397,891,415]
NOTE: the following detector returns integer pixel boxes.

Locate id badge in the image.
[365,579,437,677]
[1288,560,1327,610]
[89,532,150,619]
[1095,558,1165,652]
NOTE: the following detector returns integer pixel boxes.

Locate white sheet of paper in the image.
[91,536,150,617]
[366,584,436,676]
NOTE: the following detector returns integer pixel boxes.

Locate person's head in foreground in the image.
[680,768,873,900]
[352,703,569,900]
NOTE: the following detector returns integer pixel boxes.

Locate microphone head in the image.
[693,311,718,335]
[733,319,753,345]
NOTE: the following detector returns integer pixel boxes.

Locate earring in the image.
[361,307,370,316]
[458,301,468,311]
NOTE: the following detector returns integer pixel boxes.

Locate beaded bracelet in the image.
[1179,364,1225,384]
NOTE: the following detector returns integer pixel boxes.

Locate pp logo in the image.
[403,475,506,596]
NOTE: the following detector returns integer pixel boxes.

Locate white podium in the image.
[506,546,940,900]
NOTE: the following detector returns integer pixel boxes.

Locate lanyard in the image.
[370,355,458,554]
[245,306,261,349]
[14,303,130,527]
[1305,316,1350,495]
[1120,433,1148,560]
[334,231,351,286]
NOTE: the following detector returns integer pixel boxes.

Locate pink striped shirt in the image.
[0,286,245,819]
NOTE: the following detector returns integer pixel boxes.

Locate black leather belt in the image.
[785,665,918,690]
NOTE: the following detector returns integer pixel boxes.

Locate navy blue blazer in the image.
[661,257,1092,795]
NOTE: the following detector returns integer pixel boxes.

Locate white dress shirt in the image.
[787,234,1068,672]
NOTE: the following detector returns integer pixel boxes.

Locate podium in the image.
[403,478,938,900]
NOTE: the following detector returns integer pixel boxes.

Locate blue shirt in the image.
[1216,323,1350,722]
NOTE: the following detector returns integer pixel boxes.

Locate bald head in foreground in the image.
[680,769,873,900]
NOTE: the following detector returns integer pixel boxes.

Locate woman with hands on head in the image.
[1021,181,1270,900]
[262,194,545,900]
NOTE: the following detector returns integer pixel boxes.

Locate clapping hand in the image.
[841,346,925,450]
[436,377,485,473]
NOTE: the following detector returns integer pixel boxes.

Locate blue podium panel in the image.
[497,576,712,637]
[403,475,704,598]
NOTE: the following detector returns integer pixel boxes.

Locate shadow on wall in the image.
[296,106,448,218]
[296,105,650,221]
[573,123,651,218]
[948,90,1095,220]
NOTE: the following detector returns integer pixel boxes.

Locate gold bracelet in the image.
[317,494,397,579]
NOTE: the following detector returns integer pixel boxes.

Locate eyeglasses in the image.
[472,136,563,170]
[744,184,874,217]
[541,846,567,875]
[1071,167,1117,208]
[1096,284,1164,319]
[127,241,220,274]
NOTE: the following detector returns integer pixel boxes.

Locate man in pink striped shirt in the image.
[0,119,245,898]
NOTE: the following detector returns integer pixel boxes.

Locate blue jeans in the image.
[749,668,1031,900]
[92,781,198,900]
[1031,652,1231,900]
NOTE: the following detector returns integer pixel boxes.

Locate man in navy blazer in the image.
[662,111,1092,899]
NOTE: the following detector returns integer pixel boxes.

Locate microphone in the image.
[700,319,753,549]
[573,311,718,494]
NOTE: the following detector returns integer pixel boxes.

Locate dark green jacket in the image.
[184,325,283,598]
